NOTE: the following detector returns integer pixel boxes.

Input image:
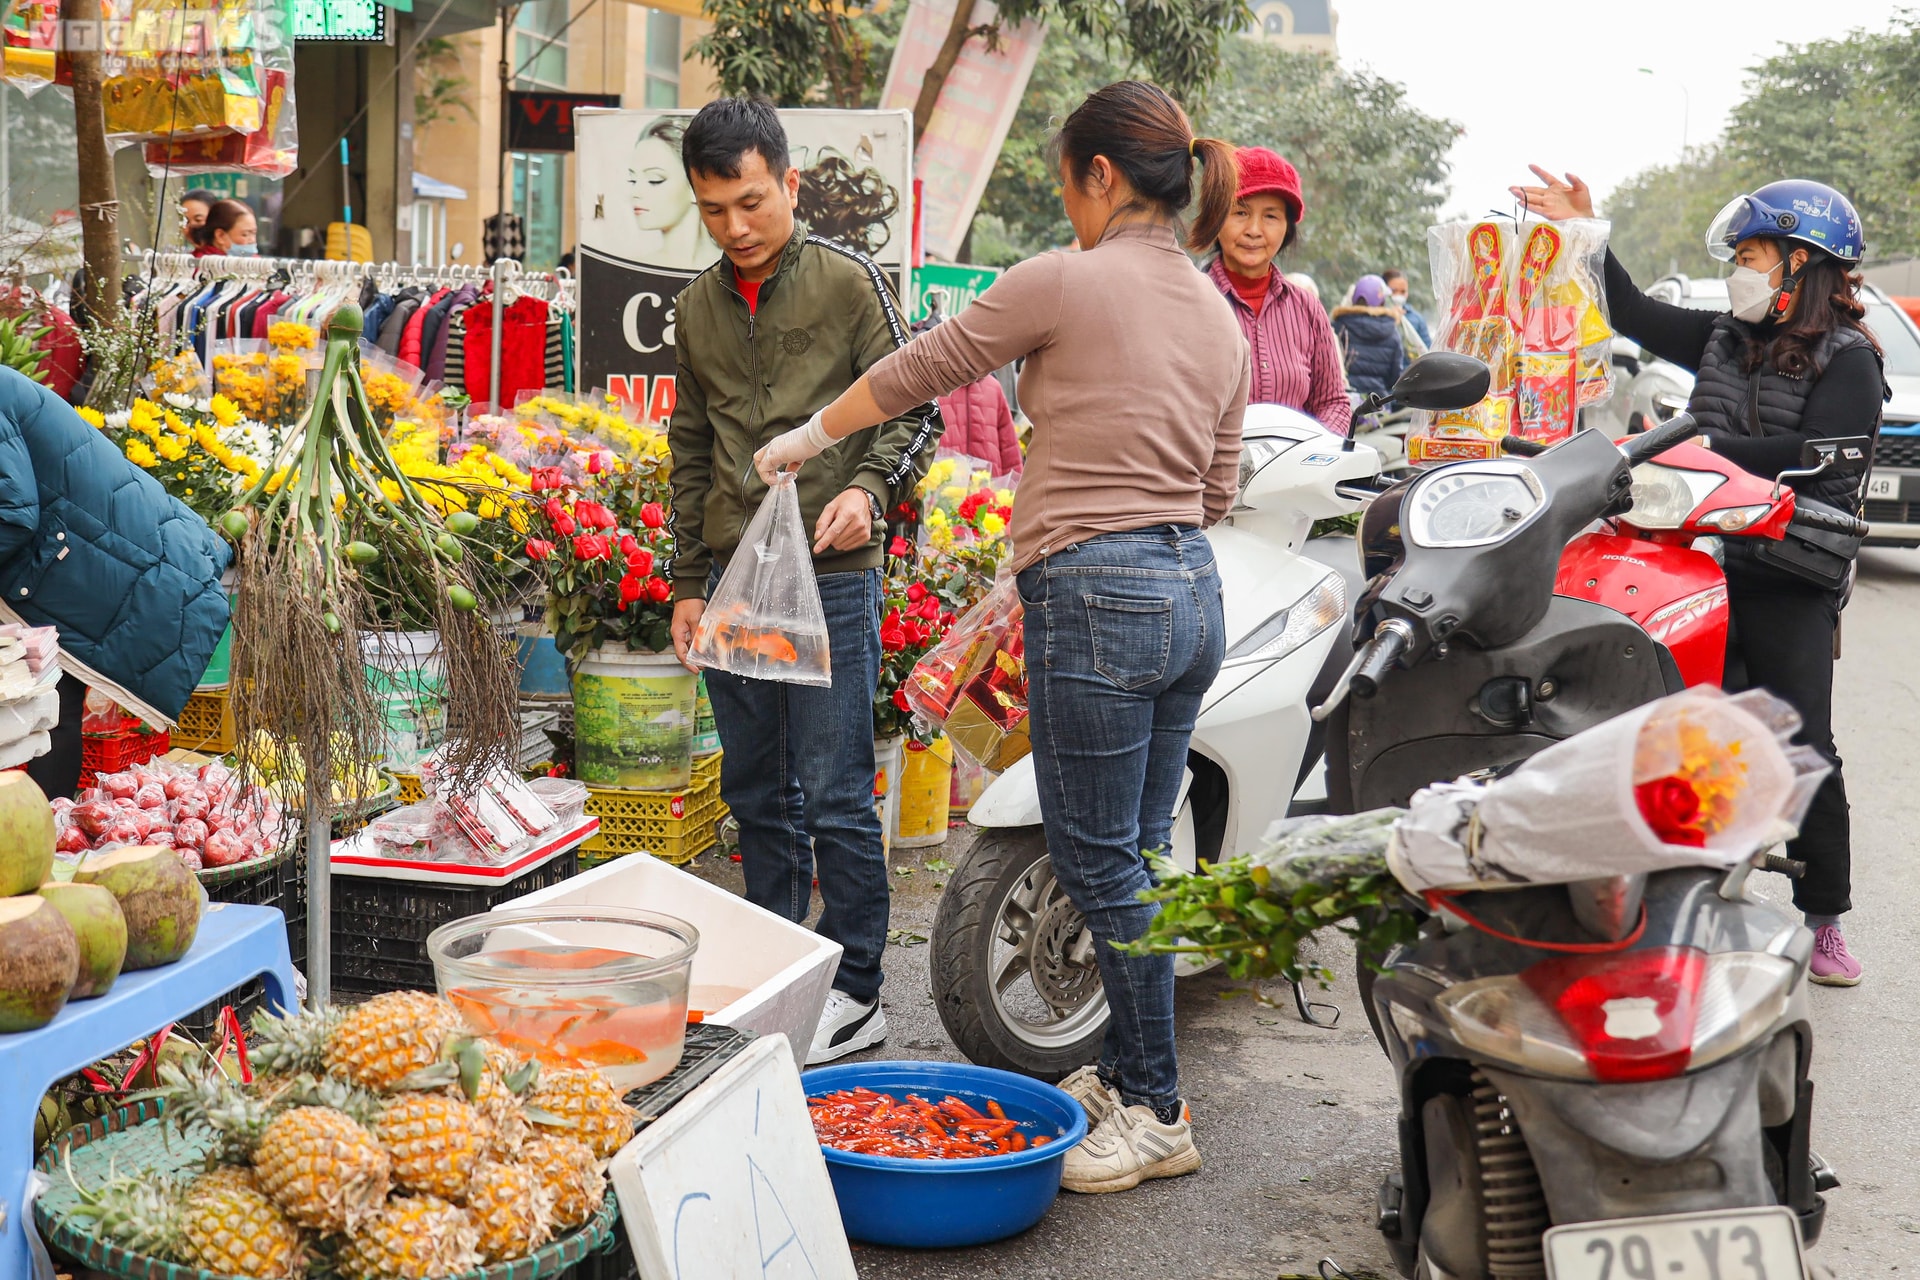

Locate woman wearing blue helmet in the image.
[1515,166,1885,988]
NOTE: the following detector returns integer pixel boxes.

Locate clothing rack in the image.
[135,253,574,406]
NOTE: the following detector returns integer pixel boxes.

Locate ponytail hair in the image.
[1186,136,1236,254]
[1051,81,1239,253]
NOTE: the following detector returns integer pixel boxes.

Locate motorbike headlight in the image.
[1405,464,1544,548]
[1627,463,1727,529]
[1431,949,1797,1082]
[1690,951,1798,1070]
[1235,437,1287,507]
[1221,571,1346,667]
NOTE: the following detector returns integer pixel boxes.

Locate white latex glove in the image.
[754,410,833,484]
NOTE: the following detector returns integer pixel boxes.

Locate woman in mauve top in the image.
[1204,146,1352,434]
[757,81,1249,1197]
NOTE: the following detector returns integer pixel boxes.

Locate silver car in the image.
[1594,274,1920,546]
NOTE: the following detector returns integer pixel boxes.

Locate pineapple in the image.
[249,1005,340,1077]
[158,1063,279,1164]
[176,1164,308,1279]
[462,1159,555,1263]
[251,1105,392,1234]
[470,1038,539,1160]
[66,1164,306,1279]
[517,1135,604,1229]
[377,1091,489,1200]
[326,991,467,1092]
[335,1194,482,1280]
[524,1067,634,1159]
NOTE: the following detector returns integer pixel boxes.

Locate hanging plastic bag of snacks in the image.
[1411,217,1614,462]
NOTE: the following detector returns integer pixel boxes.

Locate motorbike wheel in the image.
[931,826,1108,1079]
[1415,1076,1550,1280]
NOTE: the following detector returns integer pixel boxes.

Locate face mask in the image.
[1725,263,1779,323]
[227,242,259,257]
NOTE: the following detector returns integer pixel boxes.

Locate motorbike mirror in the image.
[1800,435,1872,477]
[1389,351,1491,411]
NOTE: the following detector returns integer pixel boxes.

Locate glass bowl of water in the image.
[427,906,700,1090]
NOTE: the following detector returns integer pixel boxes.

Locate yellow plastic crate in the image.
[580,752,726,867]
[174,690,235,754]
[394,772,425,805]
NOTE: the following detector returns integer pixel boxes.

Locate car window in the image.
[1864,300,1920,378]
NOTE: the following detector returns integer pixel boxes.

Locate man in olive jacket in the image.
[667,99,939,1064]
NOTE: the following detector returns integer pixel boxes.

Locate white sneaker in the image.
[1061,1101,1201,1194]
[806,990,887,1065]
[1058,1065,1121,1127]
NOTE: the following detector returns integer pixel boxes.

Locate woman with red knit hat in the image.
[1204,146,1351,435]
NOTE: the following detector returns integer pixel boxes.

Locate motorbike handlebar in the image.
[1499,435,1548,457]
[1791,503,1871,539]
[1621,413,1703,467]
[1760,853,1807,880]
[1349,621,1413,699]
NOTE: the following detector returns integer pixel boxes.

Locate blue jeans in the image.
[1016,526,1224,1112]
[704,568,888,1003]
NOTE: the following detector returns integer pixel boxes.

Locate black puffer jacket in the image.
[1330,306,1407,395]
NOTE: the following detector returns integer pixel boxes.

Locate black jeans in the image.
[25,674,85,800]
[1725,581,1849,916]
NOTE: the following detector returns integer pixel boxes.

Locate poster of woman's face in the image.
[575,108,913,423]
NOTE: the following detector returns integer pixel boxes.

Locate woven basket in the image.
[35,1099,622,1279]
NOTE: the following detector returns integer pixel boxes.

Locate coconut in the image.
[0,894,79,1031]
[37,882,128,998]
[74,846,202,970]
[0,770,55,896]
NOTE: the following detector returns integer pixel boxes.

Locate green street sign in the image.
[911,263,1001,325]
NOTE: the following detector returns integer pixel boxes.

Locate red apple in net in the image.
[172,818,208,850]
[203,829,248,868]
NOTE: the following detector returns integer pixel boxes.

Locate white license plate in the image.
[1544,1206,1806,1280]
[1867,472,1899,498]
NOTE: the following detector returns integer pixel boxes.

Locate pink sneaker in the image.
[1809,924,1862,987]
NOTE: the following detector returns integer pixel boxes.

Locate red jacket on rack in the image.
[461,294,549,407]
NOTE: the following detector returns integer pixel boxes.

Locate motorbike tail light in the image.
[1520,946,1707,1083]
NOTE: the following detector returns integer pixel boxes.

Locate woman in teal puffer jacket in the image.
[0,368,231,795]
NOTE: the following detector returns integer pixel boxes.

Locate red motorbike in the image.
[1553,439,1800,687]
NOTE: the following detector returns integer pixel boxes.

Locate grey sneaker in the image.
[1061,1101,1201,1194]
[1058,1065,1122,1127]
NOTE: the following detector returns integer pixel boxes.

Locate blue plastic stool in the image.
[0,903,297,1277]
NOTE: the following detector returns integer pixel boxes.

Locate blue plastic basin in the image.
[800,1060,1088,1248]
[517,631,571,697]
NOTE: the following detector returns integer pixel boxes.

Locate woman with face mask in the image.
[190,200,258,257]
[1515,167,1884,988]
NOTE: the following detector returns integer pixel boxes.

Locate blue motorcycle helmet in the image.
[1705,179,1864,264]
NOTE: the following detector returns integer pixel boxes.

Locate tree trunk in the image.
[911,0,980,146]
[65,0,121,321]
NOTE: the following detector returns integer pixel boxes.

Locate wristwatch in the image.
[861,488,884,522]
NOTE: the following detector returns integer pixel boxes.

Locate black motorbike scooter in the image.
[1314,412,1851,1280]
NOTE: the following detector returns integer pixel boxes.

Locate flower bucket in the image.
[873,734,904,863]
[572,644,698,790]
[358,629,447,772]
[196,569,238,690]
[894,736,953,848]
[517,621,571,700]
[693,674,721,756]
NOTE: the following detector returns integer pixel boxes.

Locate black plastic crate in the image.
[328,851,582,996]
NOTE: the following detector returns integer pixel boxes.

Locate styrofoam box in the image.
[497,853,842,1073]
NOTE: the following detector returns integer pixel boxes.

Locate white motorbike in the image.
[927,404,1381,1076]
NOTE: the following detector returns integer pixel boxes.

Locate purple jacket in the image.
[935,375,1022,475]
[1206,258,1352,436]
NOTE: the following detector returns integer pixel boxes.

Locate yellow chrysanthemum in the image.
[208,394,243,427]
[979,512,1006,536]
[156,437,188,463]
[77,406,105,430]
[125,440,157,468]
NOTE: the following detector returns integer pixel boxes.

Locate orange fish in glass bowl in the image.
[428,907,699,1090]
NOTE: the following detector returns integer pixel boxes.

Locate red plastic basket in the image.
[79,727,171,791]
